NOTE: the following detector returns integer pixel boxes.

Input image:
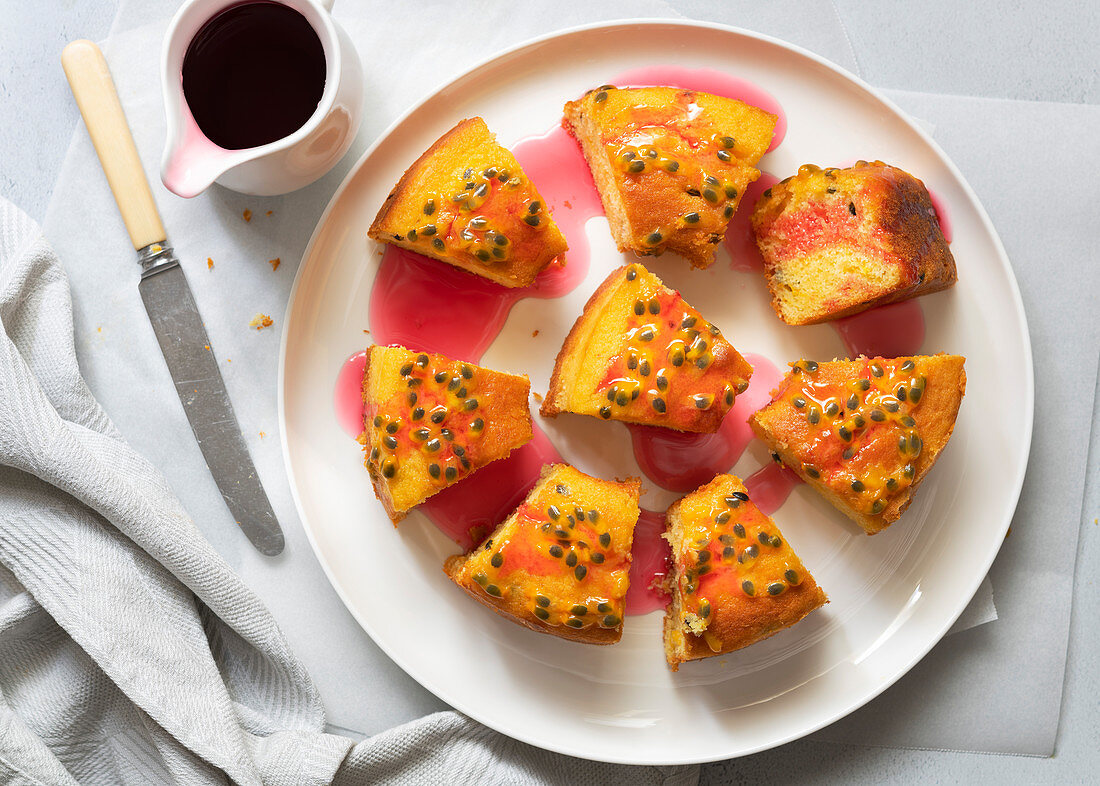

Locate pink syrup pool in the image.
[625,508,671,615]
[419,423,562,551]
[610,65,787,153]
[744,461,803,515]
[725,172,779,273]
[629,352,783,493]
[832,299,926,359]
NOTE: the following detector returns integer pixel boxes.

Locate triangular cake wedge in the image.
[360,345,532,523]
[749,355,966,534]
[664,474,827,671]
[563,85,776,268]
[541,263,753,433]
[752,161,957,325]
[368,117,568,288]
[444,464,640,644]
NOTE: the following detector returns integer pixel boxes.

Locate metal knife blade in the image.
[137,243,285,556]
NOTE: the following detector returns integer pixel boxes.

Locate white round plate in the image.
[279,21,1031,764]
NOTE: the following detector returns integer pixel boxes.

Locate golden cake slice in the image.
[541,262,753,433]
[752,161,957,325]
[444,464,640,644]
[563,85,776,268]
[360,345,532,523]
[749,355,966,534]
[368,117,568,288]
[664,474,827,670]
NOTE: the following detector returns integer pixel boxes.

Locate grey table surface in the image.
[2,0,1098,783]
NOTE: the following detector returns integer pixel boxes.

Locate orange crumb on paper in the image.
[249,314,274,330]
[268,258,281,271]
[204,344,210,351]
[97,326,102,333]
[207,257,214,270]
[563,200,572,209]
[243,209,253,222]
[259,431,266,439]
[532,391,543,403]
[266,210,273,216]
[531,329,539,337]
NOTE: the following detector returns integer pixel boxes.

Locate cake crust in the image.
[749,355,966,534]
[360,345,532,523]
[541,262,753,433]
[563,86,776,268]
[444,464,641,644]
[663,474,827,670]
[368,117,568,288]
[752,161,957,325]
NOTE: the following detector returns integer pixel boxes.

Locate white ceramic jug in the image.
[160,0,363,197]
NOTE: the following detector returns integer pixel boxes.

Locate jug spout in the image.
[161,131,238,198]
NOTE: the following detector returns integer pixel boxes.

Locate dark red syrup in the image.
[182,1,326,150]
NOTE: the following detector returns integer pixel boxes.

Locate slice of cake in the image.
[541,262,753,433]
[749,355,966,534]
[664,474,827,671]
[368,117,568,288]
[752,161,957,325]
[563,85,776,268]
[444,464,640,644]
[360,345,532,523]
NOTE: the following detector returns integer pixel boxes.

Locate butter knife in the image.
[62,39,284,555]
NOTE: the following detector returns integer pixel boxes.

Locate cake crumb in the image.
[362,329,370,334]
[259,431,266,439]
[250,314,274,330]
[531,329,539,337]
[532,391,543,403]
[204,344,210,351]
[96,326,102,333]
[268,258,281,272]
[243,209,252,222]
[564,199,572,209]
[207,257,214,270]
[266,210,273,216]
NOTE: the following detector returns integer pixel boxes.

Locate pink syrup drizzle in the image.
[832,299,926,359]
[927,186,953,243]
[629,352,783,493]
[368,126,603,363]
[625,508,671,615]
[334,350,368,437]
[419,423,562,551]
[743,462,803,516]
[725,172,780,273]
[610,65,787,153]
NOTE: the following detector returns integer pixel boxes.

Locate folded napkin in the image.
[0,198,697,785]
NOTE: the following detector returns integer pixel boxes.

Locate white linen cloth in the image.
[0,198,697,785]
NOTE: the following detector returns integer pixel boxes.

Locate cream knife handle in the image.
[62,39,167,250]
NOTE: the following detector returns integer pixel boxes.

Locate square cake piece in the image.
[445,464,641,644]
[664,473,827,670]
[563,85,776,268]
[368,117,568,288]
[751,161,957,325]
[360,345,532,522]
[541,262,753,433]
[749,355,966,534]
